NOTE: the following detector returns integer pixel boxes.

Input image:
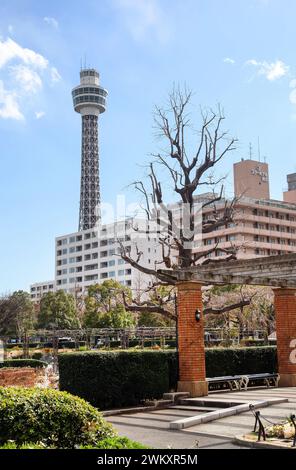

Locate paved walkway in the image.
[185,387,296,438]
[107,387,296,449]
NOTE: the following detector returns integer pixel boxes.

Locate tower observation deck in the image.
[72,68,108,231]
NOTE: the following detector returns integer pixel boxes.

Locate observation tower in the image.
[72,69,108,231]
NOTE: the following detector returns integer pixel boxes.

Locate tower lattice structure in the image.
[72,69,108,231]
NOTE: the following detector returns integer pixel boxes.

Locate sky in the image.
[1,0,296,292]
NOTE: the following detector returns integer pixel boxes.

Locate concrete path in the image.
[184,387,296,438]
[107,387,296,449]
[108,410,245,449]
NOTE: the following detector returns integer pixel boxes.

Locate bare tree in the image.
[122,284,253,322]
[119,88,251,317]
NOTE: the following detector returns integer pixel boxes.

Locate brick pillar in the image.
[274,288,296,387]
[177,282,208,397]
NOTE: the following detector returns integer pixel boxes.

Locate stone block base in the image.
[279,373,296,387]
[163,392,190,403]
[177,380,208,397]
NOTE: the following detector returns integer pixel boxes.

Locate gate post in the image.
[274,288,296,387]
[177,282,208,397]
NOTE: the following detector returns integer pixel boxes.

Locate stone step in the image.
[178,398,244,408]
[172,405,218,412]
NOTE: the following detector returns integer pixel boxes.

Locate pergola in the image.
[159,253,296,397]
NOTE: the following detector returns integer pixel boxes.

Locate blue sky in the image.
[1,0,296,292]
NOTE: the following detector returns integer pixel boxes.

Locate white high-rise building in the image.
[30,218,162,301]
[54,219,162,296]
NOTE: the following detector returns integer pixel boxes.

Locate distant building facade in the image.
[30,281,55,302]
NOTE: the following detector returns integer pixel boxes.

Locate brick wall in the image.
[0,367,45,388]
[177,282,206,382]
[274,288,296,386]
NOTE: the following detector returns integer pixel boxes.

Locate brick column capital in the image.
[176,281,203,291]
[273,288,296,297]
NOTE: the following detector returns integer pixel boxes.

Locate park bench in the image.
[207,375,248,391]
[207,373,280,391]
[245,373,280,389]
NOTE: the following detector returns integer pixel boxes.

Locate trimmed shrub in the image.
[31,352,43,360]
[205,346,277,377]
[0,359,47,369]
[0,442,46,449]
[6,343,40,349]
[59,347,277,409]
[82,437,149,449]
[59,351,170,409]
[0,387,115,448]
[0,437,148,450]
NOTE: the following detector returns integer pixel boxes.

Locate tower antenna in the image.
[249,142,253,160]
[257,137,261,162]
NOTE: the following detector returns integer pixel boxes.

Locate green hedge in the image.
[58,347,277,410]
[205,346,277,377]
[0,437,149,449]
[0,359,47,369]
[0,387,115,448]
[59,351,170,409]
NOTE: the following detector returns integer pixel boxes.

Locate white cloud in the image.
[44,17,59,30]
[35,111,45,119]
[51,66,61,84]
[113,0,170,43]
[246,59,289,81]
[0,37,48,69]
[223,57,235,64]
[0,37,61,121]
[10,65,42,94]
[0,80,24,120]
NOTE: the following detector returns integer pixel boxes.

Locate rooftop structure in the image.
[233,159,270,199]
[283,173,296,204]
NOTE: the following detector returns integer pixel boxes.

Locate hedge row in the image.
[0,359,47,369]
[6,341,86,349]
[59,351,169,410]
[58,347,277,410]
